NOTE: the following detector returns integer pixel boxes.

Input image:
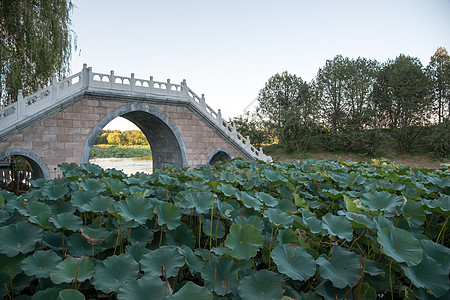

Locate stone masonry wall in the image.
[0,98,240,178]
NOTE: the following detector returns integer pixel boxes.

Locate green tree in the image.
[256,71,314,150]
[314,55,378,131]
[427,47,450,123]
[228,112,269,147]
[107,131,127,146]
[0,0,74,104]
[373,54,432,152]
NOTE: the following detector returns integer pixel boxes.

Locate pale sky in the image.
[69,0,450,130]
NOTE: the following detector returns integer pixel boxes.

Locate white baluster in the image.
[149,76,154,93]
[200,94,206,111]
[51,73,59,102]
[166,79,171,94]
[130,73,135,91]
[17,90,25,119]
[110,70,115,89]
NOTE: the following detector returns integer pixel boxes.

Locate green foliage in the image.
[94,130,149,146]
[0,0,75,103]
[0,158,449,299]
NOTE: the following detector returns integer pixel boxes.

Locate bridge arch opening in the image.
[0,149,51,192]
[82,103,187,172]
[207,148,233,165]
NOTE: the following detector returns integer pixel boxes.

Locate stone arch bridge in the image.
[0,65,271,179]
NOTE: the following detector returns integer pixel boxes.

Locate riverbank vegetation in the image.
[230,47,450,160]
[90,145,152,159]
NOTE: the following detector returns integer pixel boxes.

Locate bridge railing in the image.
[0,65,271,162]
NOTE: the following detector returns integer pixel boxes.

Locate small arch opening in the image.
[207,148,233,165]
[0,149,50,193]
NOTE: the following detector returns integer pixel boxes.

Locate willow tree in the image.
[0,0,74,105]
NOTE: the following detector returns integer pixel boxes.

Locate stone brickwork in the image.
[0,98,240,178]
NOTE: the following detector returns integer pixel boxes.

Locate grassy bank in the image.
[264,144,449,169]
[90,145,152,158]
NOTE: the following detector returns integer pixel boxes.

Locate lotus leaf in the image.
[220,172,236,183]
[217,183,240,197]
[0,221,43,257]
[175,191,213,214]
[424,196,450,214]
[169,281,211,299]
[263,208,293,228]
[234,215,265,232]
[57,289,86,300]
[123,245,148,264]
[32,287,63,300]
[92,254,139,293]
[0,211,9,224]
[66,234,93,257]
[177,246,204,274]
[360,191,403,212]
[203,218,225,239]
[420,239,450,273]
[21,250,61,278]
[343,194,358,213]
[401,255,449,297]
[42,179,70,201]
[140,247,185,277]
[238,270,284,300]
[236,191,263,211]
[117,275,166,300]
[321,213,353,241]
[316,246,361,289]
[71,190,97,212]
[42,231,66,251]
[80,163,104,176]
[50,212,82,231]
[51,201,76,215]
[377,227,423,265]
[129,226,154,246]
[339,211,376,230]
[276,228,299,245]
[255,191,279,207]
[225,224,263,260]
[0,254,24,279]
[202,258,239,295]
[82,195,114,213]
[165,222,195,248]
[156,202,181,230]
[211,247,232,256]
[50,257,94,284]
[263,168,287,183]
[80,178,106,193]
[271,243,316,281]
[275,198,297,212]
[103,177,129,196]
[301,209,324,234]
[353,282,377,300]
[215,200,235,219]
[115,196,154,224]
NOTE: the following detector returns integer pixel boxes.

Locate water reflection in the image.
[89,157,153,175]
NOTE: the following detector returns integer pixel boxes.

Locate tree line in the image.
[94,130,149,146]
[230,47,450,157]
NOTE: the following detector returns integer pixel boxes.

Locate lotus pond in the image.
[0,158,448,299]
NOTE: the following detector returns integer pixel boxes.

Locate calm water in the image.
[89,158,153,175]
